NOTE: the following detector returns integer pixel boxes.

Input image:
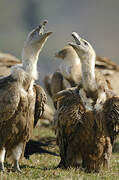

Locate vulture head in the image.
[69,32,96,61]
[22,20,53,62]
[55,45,79,64]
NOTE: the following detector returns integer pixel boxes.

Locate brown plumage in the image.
[54,32,119,172]
[33,84,47,127]
[0,21,52,172]
[54,87,114,172]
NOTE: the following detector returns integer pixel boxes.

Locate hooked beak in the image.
[68,32,82,51]
[41,31,53,39]
[31,20,53,42]
[26,20,53,44]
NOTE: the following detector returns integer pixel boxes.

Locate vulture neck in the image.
[22,45,41,80]
[81,53,97,95]
[60,57,81,77]
[64,55,80,66]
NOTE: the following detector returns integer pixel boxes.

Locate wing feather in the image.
[96,56,119,71]
[104,96,119,144]
[44,75,52,98]
[0,75,20,122]
[51,71,68,96]
[53,86,78,109]
[33,84,47,127]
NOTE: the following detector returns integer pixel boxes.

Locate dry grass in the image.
[0,125,119,180]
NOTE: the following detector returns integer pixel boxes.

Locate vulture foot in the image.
[0,161,5,172]
[13,160,21,173]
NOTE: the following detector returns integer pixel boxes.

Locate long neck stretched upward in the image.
[22,45,41,80]
[81,53,97,93]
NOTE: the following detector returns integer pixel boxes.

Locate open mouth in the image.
[72,32,81,45]
[38,20,48,35]
[33,20,52,36]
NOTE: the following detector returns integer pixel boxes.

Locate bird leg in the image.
[13,160,21,172]
[0,161,5,172]
[11,142,23,172]
[0,148,6,172]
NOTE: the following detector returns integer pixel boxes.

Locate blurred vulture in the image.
[54,32,119,172]
[0,52,21,77]
[0,21,52,172]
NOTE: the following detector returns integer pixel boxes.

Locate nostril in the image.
[72,34,81,45]
[77,41,81,45]
[72,33,75,39]
[76,40,81,45]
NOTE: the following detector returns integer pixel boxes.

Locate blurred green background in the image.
[0,0,119,84]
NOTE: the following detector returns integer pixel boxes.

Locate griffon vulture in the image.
[0,20,52,172]
[53,32,119,172]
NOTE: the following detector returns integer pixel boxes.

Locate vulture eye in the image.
[84,41,88,46]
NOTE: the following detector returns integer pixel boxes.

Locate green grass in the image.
[1,125,119,180]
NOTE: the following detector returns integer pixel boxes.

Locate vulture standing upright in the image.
[54,32,119,172]
[0,20,52,172]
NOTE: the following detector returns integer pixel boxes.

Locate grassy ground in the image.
[1,124,119,180]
